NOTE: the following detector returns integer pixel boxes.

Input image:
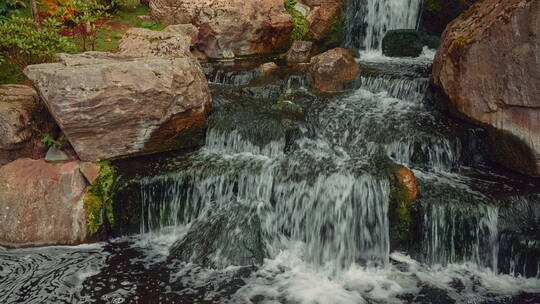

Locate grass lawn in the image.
[75,6,166,53]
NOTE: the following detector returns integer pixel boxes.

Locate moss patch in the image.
[389,185,413,245]
[284,0,310,42]
[84,162,117,235]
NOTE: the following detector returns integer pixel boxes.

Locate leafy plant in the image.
[41,134,67,149]
[43,0,109,24]
[0,16,76,67]
[0,0,26,20]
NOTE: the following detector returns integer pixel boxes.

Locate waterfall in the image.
[346,0,424,51]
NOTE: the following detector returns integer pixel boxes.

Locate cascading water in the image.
[1,2,539,304]
[346,0,424,51]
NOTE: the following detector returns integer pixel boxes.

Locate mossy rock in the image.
[84,162,118,236]
[284,0,310,42]
[271,100,305,117]
[382,29,423,58]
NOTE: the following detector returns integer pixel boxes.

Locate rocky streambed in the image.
[0,0,539,303]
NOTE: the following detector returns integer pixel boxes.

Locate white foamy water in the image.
[231,248,540,304]
[361,0,424,51]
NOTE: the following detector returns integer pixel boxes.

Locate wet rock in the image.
[286,40,314,65]
[0,85,56,166]
[308,48,358,93]
[432,0,540,177]
[169,204,265,268]
[24,52,212,162]
[382,29,423,58]
[260,62,279,76]
[119,25,198,58]
[0,158,88,247]
[396,167,418,201]
[149,0,293,58]
[271,100,305,117]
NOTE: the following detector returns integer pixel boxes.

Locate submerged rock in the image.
[0,85,56,166]
[0,158,88,247]
[382,29,423,58]
[308,48,358,93]
[149,0,293,58]
[169,204,265,269]
[24,52,211,162]
[432,0,540,177]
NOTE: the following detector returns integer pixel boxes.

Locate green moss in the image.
[389,185,413,244]
[425,0,443,13]
[84,162,117,235]
[284,0,310,42]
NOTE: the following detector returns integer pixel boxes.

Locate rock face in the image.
[382,30,423,58]
[421,0,478,36]
[118,25,196,58]
[286,40,314,65]
[432,0,540,177]
[303,0,343,41]
[0,85,56,166]
[308,48,358,93]
[149,0,293,58]
[24,52,212,162]
[0,158,88,247]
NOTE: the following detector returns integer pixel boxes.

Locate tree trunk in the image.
[30,0,39,24]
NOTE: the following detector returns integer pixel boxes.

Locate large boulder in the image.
[308,48,359,93]
[432,0,540,177]
[0,85,56,166]
[118,25,196,58]
[0,158,88,247]
[24,52,212,162]
[149,0,293,58]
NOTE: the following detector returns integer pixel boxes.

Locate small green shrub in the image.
[42,134,67,149]
[0,16,76,67]
[0,0,26,20]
